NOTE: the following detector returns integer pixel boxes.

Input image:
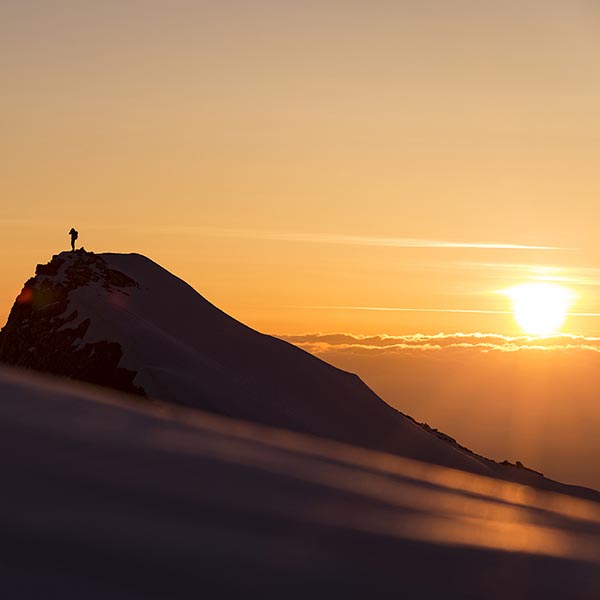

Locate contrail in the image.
[215,230,568,251]
[289,305,600,317]
[91,224,569,251]
[288,306,513,314]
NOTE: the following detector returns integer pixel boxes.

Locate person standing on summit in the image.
[69,228,78,252]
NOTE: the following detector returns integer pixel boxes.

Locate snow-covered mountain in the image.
[0,250,597,499]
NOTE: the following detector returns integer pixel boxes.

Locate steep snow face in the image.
[0,251,595,495]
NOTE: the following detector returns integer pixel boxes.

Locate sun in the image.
[503,283,574,335]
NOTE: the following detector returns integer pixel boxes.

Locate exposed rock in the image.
[0,251,143,396]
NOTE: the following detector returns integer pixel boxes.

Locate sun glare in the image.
[503,283,574,336]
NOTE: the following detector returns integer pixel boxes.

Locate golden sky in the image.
[2,1,600,336]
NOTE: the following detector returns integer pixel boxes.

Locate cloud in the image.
[202,229,568,251]
[457,261,600,287]
[278,332,600,354]
[287,305,512,314]
[286,305,600,319]
[95,224,567,251]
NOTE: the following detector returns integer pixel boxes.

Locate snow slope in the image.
[0,250,597,499]
[1,366,599,599]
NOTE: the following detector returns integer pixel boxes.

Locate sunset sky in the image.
[2,0,600,338]
[4,1,600,489]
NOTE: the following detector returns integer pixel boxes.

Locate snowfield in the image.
[1,366,599,599]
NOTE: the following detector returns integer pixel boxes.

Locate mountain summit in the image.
[1,250,597,498]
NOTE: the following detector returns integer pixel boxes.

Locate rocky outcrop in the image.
[0,251,144,396]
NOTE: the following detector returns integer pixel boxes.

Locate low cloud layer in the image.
[279,332,600,354]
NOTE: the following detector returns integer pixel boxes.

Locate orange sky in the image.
[2,1,600,337]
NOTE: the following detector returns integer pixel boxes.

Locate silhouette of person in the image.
[69,228,79,252]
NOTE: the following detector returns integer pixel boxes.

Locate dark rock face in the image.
[0,251,144,396]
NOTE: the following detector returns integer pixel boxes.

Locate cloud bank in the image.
[279,332,600,354]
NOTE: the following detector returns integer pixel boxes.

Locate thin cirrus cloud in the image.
[100,225,569,251]
[64,224,575,254]
[288,305,512,314]
[197,228,567,250]
[457,262,600,286]
[287,305,600,318]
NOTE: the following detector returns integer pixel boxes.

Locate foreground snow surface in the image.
[1,367,600,599]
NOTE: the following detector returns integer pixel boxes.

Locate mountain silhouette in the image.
[1,250,597,500]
